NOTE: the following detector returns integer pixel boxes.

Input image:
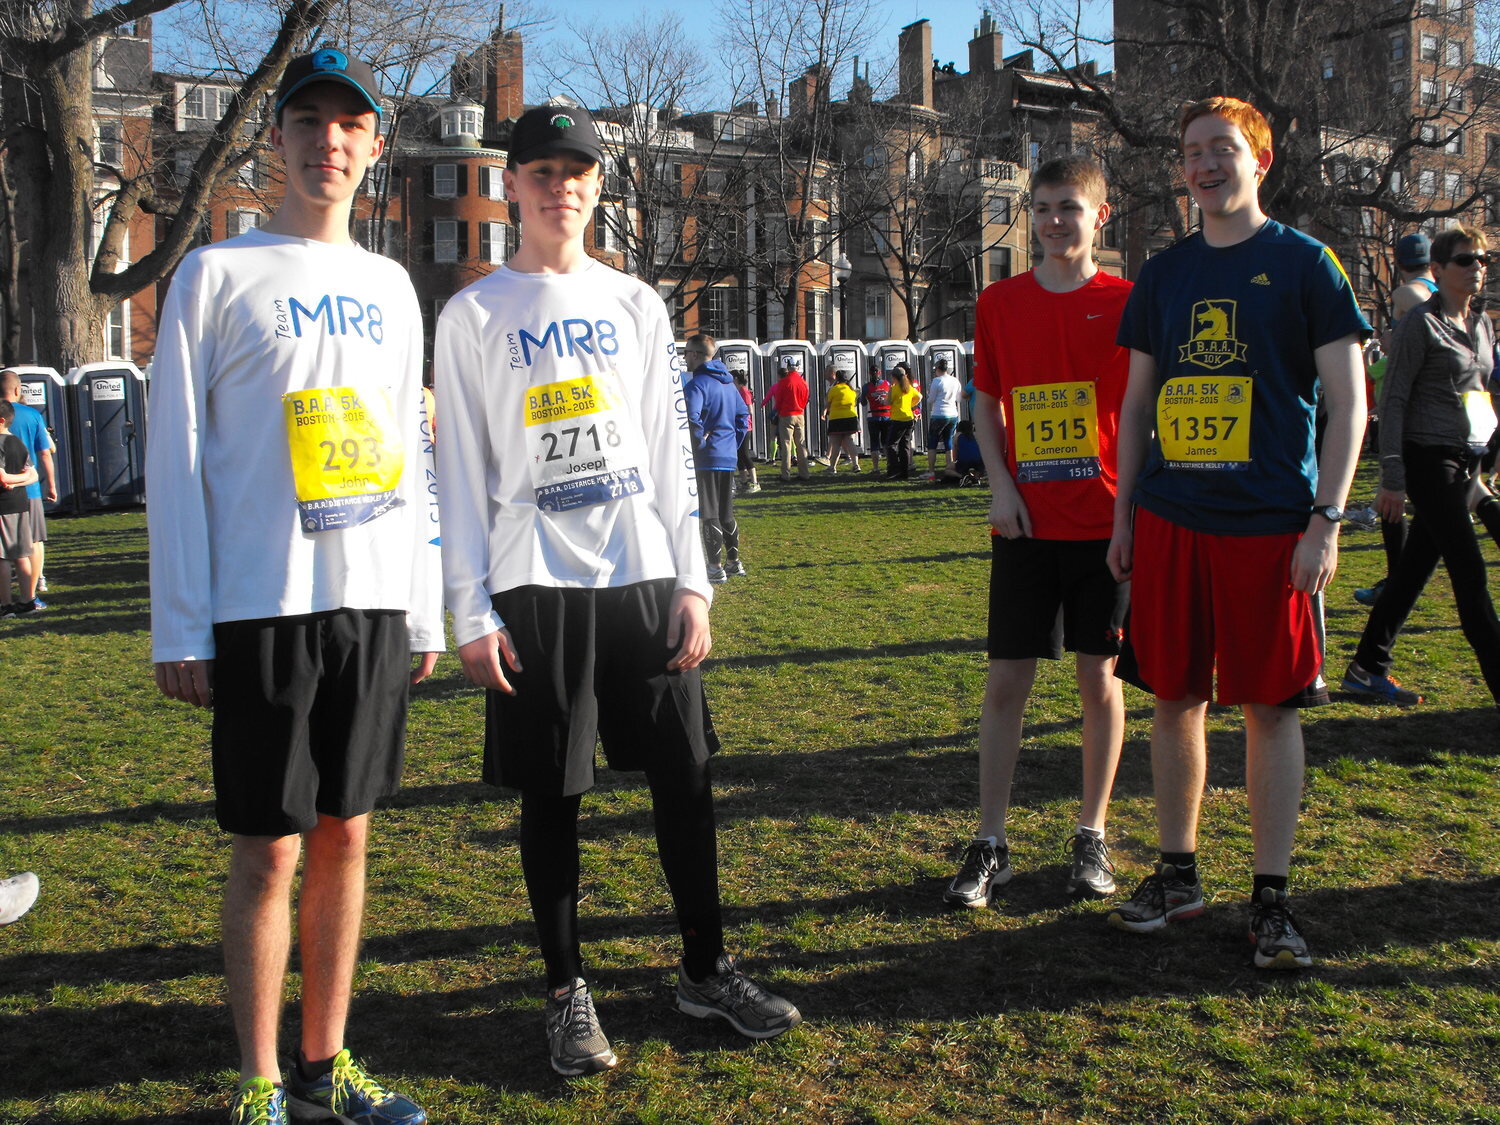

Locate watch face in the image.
[1320,506,1343,522]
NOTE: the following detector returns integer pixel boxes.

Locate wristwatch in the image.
[1312,504,1344,523]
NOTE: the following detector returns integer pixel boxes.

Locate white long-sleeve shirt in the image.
[147,229,443,663]
[434,261,709,648]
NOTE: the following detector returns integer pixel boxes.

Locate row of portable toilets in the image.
[705,338,971,460]
[7,338,970,516]
[10,363,148,515]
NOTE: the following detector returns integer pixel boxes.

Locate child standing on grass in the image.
[147,50,442,1125]
[434,104,800,1079]
[944,157,1131,910]
[1106,96,1367,970]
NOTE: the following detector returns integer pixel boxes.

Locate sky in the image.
[522,0,1114,106]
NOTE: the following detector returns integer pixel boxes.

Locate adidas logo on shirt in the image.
[1251,273,1271,286]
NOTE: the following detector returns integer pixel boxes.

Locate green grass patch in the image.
[3,464,1499,1123]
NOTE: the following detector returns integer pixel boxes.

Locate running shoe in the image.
[0,604,13,620]
[30,598,46,610]
[1107,863,1205,933]
[1248,887,1312,970]
[676,953,802,1039]
[942,838,1011,908]
[229,1077,287,1125]
[725,559,747,578]
[10,599,41,618]
[744,482,762,494]
[283,1049,426,1124]
[706,566,728,585]
[0,871,39,925]
[1064,832,1116,897]
[1341,661,1422,705]
[543,979,617,1076]
[1353,578,1385,607]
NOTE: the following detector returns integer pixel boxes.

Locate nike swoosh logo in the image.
[1086,314,1102,320]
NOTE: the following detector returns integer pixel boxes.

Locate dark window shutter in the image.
[424,165,434,196]
[458,220,469,260]
[457,165,469,196]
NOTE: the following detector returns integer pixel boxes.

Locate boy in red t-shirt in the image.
[943,157,1132,907]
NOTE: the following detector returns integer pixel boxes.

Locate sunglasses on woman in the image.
[1443,252,1490,268]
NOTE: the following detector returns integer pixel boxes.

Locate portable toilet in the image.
[922,339,968,431]
[711,339,763,460]
[8,365,77,514]
[67,361,148,509]
[963,340,976,419]
[761,340,821,456]
[819,340,866,456]
[867,339,923,452]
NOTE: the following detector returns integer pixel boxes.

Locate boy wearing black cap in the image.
[435,104,800,1077]
[147,49,439,1125]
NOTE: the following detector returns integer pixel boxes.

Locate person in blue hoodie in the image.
[683,334,751,582]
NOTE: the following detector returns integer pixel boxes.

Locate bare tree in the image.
[720,0,879,336]
[1,0,337,369]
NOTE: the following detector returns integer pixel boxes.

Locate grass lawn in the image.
[2,464,1498,1124]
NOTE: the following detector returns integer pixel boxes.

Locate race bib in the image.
[282,385,405,532]
[1463,389,1498,451]
[1157,375,1252,471]
[1011,381,1100,482]
[524,371,647,512]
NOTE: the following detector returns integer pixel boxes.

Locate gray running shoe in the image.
[1065,832,1116,897]
[1248,887,1312,970]
[544,979,617,1076]
[0,871,39,925]
[942,838,1011,908]
[1107,863,1205,933]
[676,954,802,1040]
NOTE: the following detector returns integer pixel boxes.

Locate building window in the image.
[237,158,260,188]
[1447,39,1465,66]
[593,205,623,253]
[863,289,888,339]
[989,195,1012,226]
[434,219,459,263]
[1447,81,1465,110]
[228,210,262,237]
[106,303,127,359]
[1100,219,1119,250]
[433,164,457,197]
[1445,129,1464,155]
[96,121,122,166]
[1420,33,1438,62]
[181,85,232,122]
[1321,55,1335,80]
[440,106,482,139]
[433,298,448,324]
[1389,34,1406,60]
[1446,172,1461,199]
[1390,77,1406,99]
[703,286,745,337]
[1488,194,1500,226]
[478,164,505,201]
[1420,77,1439,106]
[804,290,830,342]
[479,222,509,265]
[990,245,1012,283]
[1419,168,1438,196]
[365,163,390,197]
[1420,123,1440,144]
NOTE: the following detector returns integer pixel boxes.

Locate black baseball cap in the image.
[274,48,383,119]
[508,104,604,168]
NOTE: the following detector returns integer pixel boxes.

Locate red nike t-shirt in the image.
[972,270,1132,540]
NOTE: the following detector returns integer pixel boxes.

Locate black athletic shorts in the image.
[211,608,411,836]
[485,579,720,796]
[987,536,1128,660]
[696,470,735,524]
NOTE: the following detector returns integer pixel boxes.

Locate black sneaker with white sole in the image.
[942,838,1011,908]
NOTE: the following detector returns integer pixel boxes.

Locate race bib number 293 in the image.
[282,385,405,532]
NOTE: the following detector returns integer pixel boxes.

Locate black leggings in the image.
[520,759,724,989]
[1354,444,1500,705]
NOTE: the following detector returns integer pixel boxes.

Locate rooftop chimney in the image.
[969,10,1003,73]
[898,19,934,108]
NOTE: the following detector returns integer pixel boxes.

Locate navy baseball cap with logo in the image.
[508,104,605,169]
[274,48,383,119]
[1396,232,1431,268]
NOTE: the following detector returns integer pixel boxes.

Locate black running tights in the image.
[519,759,725,990]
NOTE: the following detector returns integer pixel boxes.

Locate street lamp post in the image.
[834,254,852,339]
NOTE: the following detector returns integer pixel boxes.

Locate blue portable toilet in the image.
[8,365,77,514]
[762,340,820,456]
[67,361,148,509]
[709,339,762,460]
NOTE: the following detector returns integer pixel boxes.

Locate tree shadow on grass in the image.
[3,874,1496,1104]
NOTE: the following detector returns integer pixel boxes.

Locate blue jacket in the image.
[684,359,750,471]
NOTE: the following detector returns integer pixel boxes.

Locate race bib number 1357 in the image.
[1156,375,1253,471]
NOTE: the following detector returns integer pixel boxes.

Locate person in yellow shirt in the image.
[884,363,922,480]
[822,370,862,473]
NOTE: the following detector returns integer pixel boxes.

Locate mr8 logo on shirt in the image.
[510,319,619,368]
[274,294,385,344]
